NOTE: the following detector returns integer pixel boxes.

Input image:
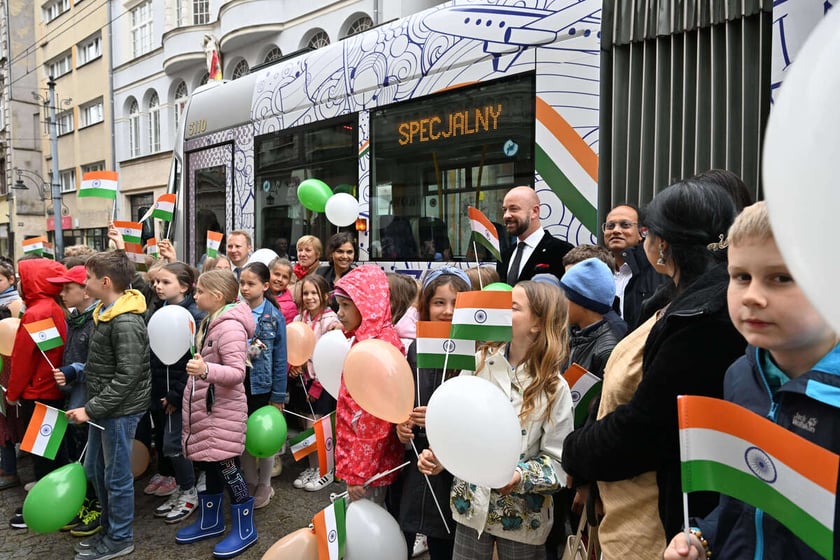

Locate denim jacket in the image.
[247,302,288,404]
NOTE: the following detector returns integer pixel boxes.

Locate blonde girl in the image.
[268,257,296,324]
[420,281,574,560]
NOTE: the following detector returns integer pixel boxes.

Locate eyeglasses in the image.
[602,221,638,232]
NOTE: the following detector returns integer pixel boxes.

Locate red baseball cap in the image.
[46,265,87,286]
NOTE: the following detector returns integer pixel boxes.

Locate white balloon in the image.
[325,193,360,227]
[247,248,280,266]
[148,305,196,365]
[426,375,522,488]
[344,499,407,560]
[763,8,840,333]
[311,330,350,399]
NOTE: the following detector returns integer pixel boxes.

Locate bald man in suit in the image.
[496,186,573,285]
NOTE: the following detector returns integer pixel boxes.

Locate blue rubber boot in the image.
[175,493,225,544]
[212,497,258,558]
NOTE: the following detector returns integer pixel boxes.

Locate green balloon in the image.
[23,462,86,533]
[333,183,355,195]
[297,178,333,213]
[483,282,513,292]
[245,405,288,458]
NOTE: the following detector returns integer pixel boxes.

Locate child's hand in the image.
[186,354,207,377]
[348,485,366,502]
[409,406,427,428]
[270,402,284,412]
[158,239,177,262]
[288,365,303,378]
[417,448,443,476]
[161,397,175,415]
[496,470,522,495]
[107,222,125,250]
[53,368,66,386]
[396,420,414,444]
[664,532,706,560]
[66,407,90,424]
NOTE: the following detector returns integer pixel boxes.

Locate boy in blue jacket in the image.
[665,201,839,560]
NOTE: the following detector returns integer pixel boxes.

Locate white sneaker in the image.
[413,533,429,557]
[196,471,207,493]
[293,467,317,489]
[154,491,182,517]
[304,471,334,492]
[165,487,197,524]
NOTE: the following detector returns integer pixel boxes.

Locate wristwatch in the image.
[200,366,208,380]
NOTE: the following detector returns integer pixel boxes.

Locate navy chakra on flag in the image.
[37,332,47,341]
[570,390,581,403]
[474,310,487,323]
[40,424,53,437]
[442,339,456,353]
[328,529,337,543]
[744,446,777,483]
[326,436,333,452]
[91,179,101,188]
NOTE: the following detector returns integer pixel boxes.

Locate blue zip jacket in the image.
[247,301,288,404]
[696,344,840,560]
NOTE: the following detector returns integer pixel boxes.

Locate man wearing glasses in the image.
[602,204,665,330]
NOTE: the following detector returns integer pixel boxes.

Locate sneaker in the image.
[62,512,82,531]
[74,533,104,554]
[143,473,165,495]
[304,471,334,492]
[154,475,177,497]
[413,533,429,557]
[70,503,101,537]
[254,484,275,509]
[74,536,134,560]
[293,467,317,489]
[271,453,283,478]
[153,491,182,517]
[23,481,36,492]
[9,507,26,529]
[164,488,197,524]
[196,471,207,493]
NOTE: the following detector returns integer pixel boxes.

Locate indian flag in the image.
[113,220,143,244]
[289,427,317,461]
[145,237,159,258]
[151,193,176,221]
[563,363,602,428]
[79,171,119,199]
[207,231,224,258]
[678,395,838,559]
[468,206,501,261]
[42,243,55,260]
[124,242,147,270]
[450,290,512,342]
[20,402,68,460]
[23,318,63,352]
[312,497,346,560]
[416,321,476,371]
[22,236,47,255]
[315,412,336,477]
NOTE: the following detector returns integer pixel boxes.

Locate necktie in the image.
[507,241,527,285]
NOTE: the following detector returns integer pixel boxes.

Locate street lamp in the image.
[12,168,51,201]
[12,167,65,257]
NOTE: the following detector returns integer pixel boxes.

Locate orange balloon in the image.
[131,440,150,478]
[343,339,414,423]
[0,317,20,356]
[287,322,316,367]
[261,527,318,560]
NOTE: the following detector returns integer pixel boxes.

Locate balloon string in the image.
[410,439,451,535]
[283,408,317,423]
[166,365,172,434]
[300,374,316,420]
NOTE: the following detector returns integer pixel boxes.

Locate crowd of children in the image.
[0,185,835,560]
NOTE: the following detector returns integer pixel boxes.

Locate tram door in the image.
[186,144,232,266]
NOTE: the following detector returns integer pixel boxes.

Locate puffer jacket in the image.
[84,289,151,420]
[696,344,840,560]
[567,319,621,377]
[149,294,206,411]
[334,265,404,486]
[60,302,97,410]
[7,259,68,402]
[182,301,255,462]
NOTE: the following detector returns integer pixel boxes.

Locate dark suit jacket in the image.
[496,230,573,284]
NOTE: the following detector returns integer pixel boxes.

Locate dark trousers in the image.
[20,398,69,479]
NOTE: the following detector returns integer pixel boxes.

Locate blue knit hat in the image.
[559,258,615,314]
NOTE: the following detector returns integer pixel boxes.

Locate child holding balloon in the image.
[397,267,472,560]
[177,269,258,558]
[333,265,405,505]
[237,262,287,509]
[290,273,341,491]
[419,280,575,560]
[147,262,205,523]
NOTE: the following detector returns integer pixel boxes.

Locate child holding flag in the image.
[419,281,575,560]
[333,265,404,505]
[398,267,472,560]
[6,257,69,529]
[664,202,840,560]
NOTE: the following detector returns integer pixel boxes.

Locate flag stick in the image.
[38,349,56,370]
[410,439,451,534]
[416,363,420,410]
[683,492,691,548]
[284,408,317,423]
[442,346,450,373]
[78,442,89,464]
[329,460,412,503]
[472,241,483,289]
[87,420,105,430]
[165,219,173,241]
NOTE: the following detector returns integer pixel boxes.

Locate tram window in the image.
[193,166,226,265]
[370,73,535,262]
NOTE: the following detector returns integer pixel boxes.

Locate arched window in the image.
[199,72,209,86]
[129,99,140,157]
[263,47,282,64]
[307,31,330,50]
[173,81,188,131]
[232,60,249,80]
[346,16,373,37]
[148,92,160,152]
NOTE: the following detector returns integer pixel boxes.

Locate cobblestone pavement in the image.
[0,451,431,559]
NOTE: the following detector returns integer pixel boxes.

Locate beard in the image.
[506,216,529,238]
